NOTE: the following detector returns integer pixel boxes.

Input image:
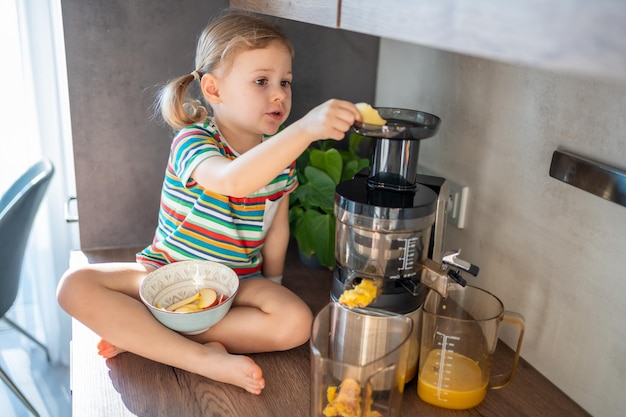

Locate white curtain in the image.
[0,0,78,366]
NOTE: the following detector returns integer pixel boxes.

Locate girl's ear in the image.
[200,74,221,104]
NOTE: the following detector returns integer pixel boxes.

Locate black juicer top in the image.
[335,177,438,222]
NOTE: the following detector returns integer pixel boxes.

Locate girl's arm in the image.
[261,196,290,279]
[192,99,360,197]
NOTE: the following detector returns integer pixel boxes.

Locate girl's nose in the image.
[271,84,288,101]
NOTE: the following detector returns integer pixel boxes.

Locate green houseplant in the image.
[288,133,370,268]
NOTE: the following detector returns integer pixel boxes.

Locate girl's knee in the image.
[57,263,146,310]
[56,267,87,310]
[57,265,110,310]
[279,302,313,348]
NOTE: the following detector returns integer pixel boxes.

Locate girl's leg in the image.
[56,263,265,394]
[191,278,314,353]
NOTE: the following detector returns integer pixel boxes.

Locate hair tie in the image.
[191,70,200,80]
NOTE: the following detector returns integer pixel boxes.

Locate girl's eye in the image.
[281,80,292,87]
[255,79,268,86]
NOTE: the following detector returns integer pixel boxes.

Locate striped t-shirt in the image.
[137,119,298,278]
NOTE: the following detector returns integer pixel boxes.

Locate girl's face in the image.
[207,41,293,141]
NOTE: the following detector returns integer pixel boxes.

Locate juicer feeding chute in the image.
[354,108,441,192]
[352,108,442,140]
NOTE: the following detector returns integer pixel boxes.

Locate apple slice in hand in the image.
[197,288,218,309]
[355,102,387,125]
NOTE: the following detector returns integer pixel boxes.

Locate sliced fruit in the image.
[173,304,201,313]
[355,102,386,125]
[166,293,201,311]
[197,288,218,309]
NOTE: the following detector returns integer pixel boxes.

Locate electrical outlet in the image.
[418,165,469,229]
[446,179,469,229]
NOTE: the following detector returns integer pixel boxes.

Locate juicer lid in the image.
[352,108,441,139]
[335,177,437,221]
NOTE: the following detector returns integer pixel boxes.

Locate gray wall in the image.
[376,39,626,417]
[61,0,378,250]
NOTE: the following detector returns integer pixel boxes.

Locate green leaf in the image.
[303,166,336,212]
[348,132,368,155]
[295,151,311,183]
[291,211,314,257]
[288,205,303,226]
[309,148,342,184]
[290,136,371,267]
[302,210,335,267]
[290,182,313,206]
[342,158,370,182]
[317,140,334,151]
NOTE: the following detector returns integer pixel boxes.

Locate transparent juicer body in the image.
[333,192,438,382]
[334,205,435,284]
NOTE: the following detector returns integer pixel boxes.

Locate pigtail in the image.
[155,73,208,131]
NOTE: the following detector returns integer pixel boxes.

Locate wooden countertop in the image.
[70,243,590,417]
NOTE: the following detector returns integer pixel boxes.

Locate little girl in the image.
[56,11,361,395]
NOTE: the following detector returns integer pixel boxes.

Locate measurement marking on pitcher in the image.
[397,237,418,271]
[435,331,460,401]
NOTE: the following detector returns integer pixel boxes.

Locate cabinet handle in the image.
[549,149,626,208]
[65,196,79,222]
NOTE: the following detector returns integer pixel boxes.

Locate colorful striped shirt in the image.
[137,119,298,278]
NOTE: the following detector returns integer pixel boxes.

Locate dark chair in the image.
[0,158,54,417]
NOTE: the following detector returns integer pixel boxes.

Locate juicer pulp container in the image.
[310,302,413,417]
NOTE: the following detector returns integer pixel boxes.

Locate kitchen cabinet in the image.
[230,0,338,28]
[231,0,626,81]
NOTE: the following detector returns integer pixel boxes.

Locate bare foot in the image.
[97,338,127,358]
[97,338,264,394]
[199,342,265,395]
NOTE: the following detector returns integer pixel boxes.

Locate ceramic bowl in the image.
[140,260,239,335]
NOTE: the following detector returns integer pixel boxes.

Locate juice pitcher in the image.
[417,285,525,409]
[311,302,413,417]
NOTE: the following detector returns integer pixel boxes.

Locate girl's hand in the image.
[297,99,362,142]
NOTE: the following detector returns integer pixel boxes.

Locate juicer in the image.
[331,107,479,380]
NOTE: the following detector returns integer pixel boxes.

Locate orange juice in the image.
[417,349,487,409]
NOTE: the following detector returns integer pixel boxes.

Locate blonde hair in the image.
[156,11,294,131]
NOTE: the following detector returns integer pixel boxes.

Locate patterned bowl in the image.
[139,260,239,335]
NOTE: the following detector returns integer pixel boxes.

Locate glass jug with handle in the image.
[417,284,525,409]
